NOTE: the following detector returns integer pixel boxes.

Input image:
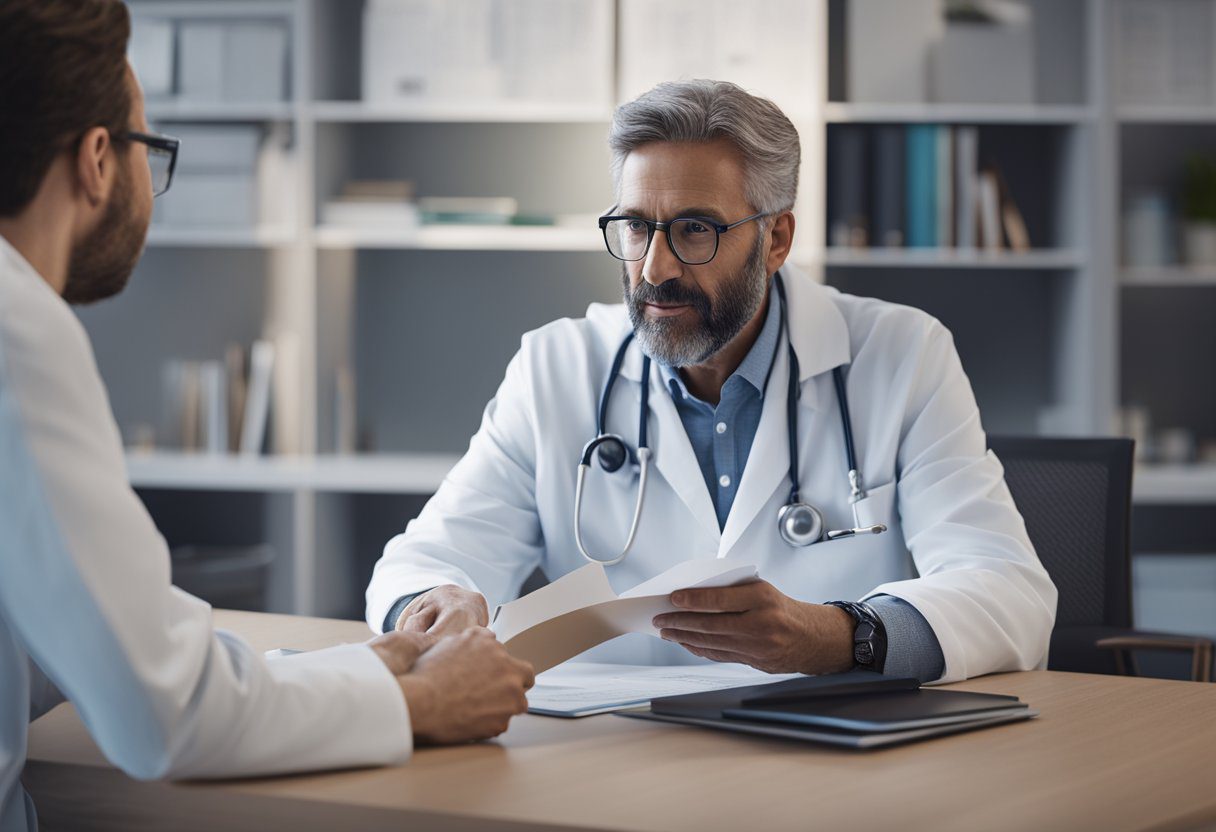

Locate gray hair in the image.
[608,79,801,215]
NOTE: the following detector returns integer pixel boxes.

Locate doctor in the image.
[367,80,1057,684]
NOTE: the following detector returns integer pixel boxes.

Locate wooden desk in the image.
[22,611,1216,832]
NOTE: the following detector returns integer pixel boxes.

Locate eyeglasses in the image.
[598,211,767,266]
[114,130,180,197]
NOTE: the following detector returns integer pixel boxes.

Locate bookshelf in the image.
[823,102,1098,125]
[77,0,1215,623]
[126,451,458,493]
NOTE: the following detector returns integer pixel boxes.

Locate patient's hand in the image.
[396,584,489,637]
[398,628,535,744]
[368,630,437,676]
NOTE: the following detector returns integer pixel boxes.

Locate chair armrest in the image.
[1096,633,1214,682]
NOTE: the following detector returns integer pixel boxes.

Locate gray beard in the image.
[623,232,769,367]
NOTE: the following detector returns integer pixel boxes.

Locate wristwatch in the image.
[825,600,888,672]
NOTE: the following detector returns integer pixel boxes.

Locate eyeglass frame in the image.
[597,211,768,266]
[111,130,181,197]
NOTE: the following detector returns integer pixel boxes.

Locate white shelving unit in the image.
[822,247,1085,270]
[1134,465,1216,504]
[84,0,1214,619]
[1121,266,1216,287]
[1117,105,1216,123]
[126,451,458,493]
[313,224,602,252]
[308,101,614,124]
[146,101,296,122]
[823,102,1097,125]
[145,225,296,248]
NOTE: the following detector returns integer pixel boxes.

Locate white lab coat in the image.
[0,237,411,832]
[368,265,1057,682]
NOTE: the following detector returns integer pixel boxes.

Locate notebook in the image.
[623,671,1036,749]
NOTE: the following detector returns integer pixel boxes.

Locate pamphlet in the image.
[490,559,758,673]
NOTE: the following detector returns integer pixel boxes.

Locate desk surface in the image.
[23,611,1216,832]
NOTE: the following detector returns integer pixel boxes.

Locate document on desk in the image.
[490,559,758,673]
[528,662,802,718]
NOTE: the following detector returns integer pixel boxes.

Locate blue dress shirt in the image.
[658,282,946,683]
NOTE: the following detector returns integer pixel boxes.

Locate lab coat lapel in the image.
[719,268,853,557]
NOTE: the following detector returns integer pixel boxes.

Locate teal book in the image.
[905,124,937,248]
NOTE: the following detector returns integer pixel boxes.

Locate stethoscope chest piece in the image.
[777,501,826,547]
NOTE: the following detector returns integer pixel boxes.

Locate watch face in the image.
[855,642,874,665]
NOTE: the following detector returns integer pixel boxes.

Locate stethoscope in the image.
[573,272,886,566]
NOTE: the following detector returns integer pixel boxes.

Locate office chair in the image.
[988,436,1213,683]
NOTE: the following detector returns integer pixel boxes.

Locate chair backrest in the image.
[987,436,1135,630]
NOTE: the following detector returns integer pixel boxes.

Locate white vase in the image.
[1183,221,1216,266]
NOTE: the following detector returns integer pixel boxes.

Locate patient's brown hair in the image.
[0,0,132,217]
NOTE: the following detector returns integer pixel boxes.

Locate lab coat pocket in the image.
[851,480,897,530]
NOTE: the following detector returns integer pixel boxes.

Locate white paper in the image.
[490,559,758,673]
[528,662,800,717]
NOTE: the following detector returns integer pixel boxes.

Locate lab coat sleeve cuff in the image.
[866,595,946,684]
[268,642,413,766]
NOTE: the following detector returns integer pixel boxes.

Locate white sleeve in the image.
[862,322,1058,684]
[366,343,545,632]
[0,285,411,780]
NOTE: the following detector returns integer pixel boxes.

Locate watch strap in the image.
[825,600,888,672]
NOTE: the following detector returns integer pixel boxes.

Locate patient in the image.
[0,3,532,829]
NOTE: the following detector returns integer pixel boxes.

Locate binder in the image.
[624,670,1036,749]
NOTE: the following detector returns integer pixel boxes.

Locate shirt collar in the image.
[660,277,782,402]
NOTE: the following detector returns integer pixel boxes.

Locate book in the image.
[870,125,905,248]
[954,126,980,249]
[239,340,274,456]
[199,361,227,456]
[978,169,1002,251]
[225,345,248,454]
[828,126,869,248]
[997,169,1031,252]
[935,126,954,248]
[905,124,938,248]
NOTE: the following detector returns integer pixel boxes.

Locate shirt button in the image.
[718,474,731,488]
[715,422,727,434]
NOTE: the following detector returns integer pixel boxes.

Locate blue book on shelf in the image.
[905,124,937,248]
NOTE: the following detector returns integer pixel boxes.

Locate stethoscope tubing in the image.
[573,271,869,564]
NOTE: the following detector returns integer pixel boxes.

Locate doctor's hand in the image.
[652,580,856,676]
[396,585,490,637]
[397,628,535,745]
